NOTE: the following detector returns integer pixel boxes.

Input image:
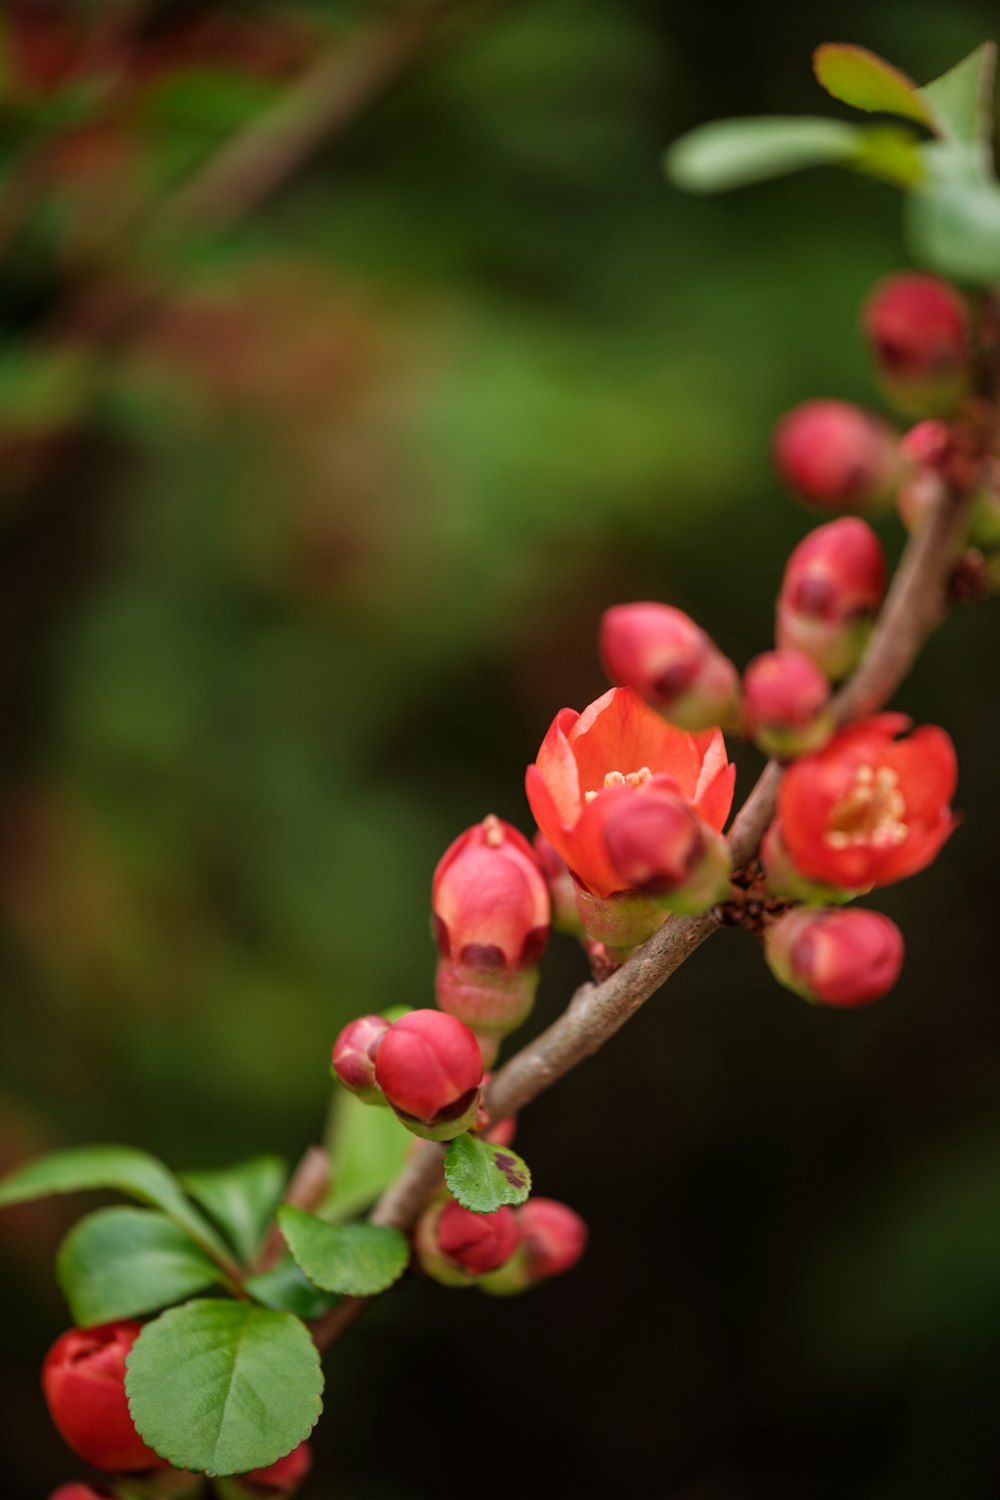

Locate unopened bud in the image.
[773,399,899,514]
[240,1441,313,1494]
[896,420,950,532]
[863,273,971,418]
[765,906,904,1007]
[776,518,887,680]
[601,782,731,915]
[415,1199,521,1286]
[42,1321,165,1473]
[331,1015,390,1104]
[482,1198,588,1295]
[742,650,833,757]
[599,602,739,731]
[374,1010,483,1141]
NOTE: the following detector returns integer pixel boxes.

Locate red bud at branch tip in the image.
[773,399,899,514]
[415,1199,521,1286]
[742,649,833,757]
[374,1009,484,1141]
[776,518,886,680]
[765,906,904,1007]
[863,273,971,418]
[599,603,740,730]
[482,1198,588,1296]
[42,1321,166,1473]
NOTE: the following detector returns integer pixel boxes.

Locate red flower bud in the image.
[482,1198,588,1295]
[432,816,550,1042]
[863,273,971,417]
[331,1014,390,1104]
[776,518,887,680]
[742,649,833,757]
[766,906,904,1006]
[242,1441,313,1493]
[778,713,958,893]
[773,399,899,514]
[600,779,731,913]
[599,603,740,730]
[416,1199,521,1286]
[374,1010,483,1141]
[42,1321,165,1473]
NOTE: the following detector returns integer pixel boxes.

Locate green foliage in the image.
[0,1146,236,1269]
[666,117,863,193]
[245,1258,341,1320]
[277,1206,409,1296]
[56,1207,225,1325]
[324,1088,412,1222]
[181,1156,287,1267]
[444,1134,531,1214]
[920,41,997,145]
[125,1300,323,1476]
[813,44,935,126]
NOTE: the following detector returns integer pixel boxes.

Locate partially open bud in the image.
[776,518,887,680]
[601,780,731,916]
[765,906,904,1007]
[415,1199,521,1287]
[482,1198,588,1295]
[863,273,971,418]
[374,1009,483,1141]
[331,1014,390,1104]
[240,1441,313,1494]
[42,1321,165,1473]
[773,399,899,514]
[599,602,740,731]
[742,650,833,757]
[433,816,550,1046]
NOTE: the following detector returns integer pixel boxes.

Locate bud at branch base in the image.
[863,272,971,418]
[742,649,833,757]
[331,1014,390,1103]
[374,1009,483,1141]
[773,399,899,514]
[42,1321,165,1473]
[765,906,904,1006]
[415,1199,521,1286]
[482,1198,588,1295]
[599,603,740,731]
[433,816,549,1044]
[776,518,886,680]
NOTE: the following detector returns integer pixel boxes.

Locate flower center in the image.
[584,767,653,803]
[825,764,908,850]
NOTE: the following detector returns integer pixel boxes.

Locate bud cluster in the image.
[415,1194,587,1294]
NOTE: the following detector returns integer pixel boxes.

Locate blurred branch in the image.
[310,481,976,1353]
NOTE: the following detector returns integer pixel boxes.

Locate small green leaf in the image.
[907,174,1000,282]
[444,1134,531,1214]
[57,1208,224,1325]
[245,1258,341,1320]
[666,117,862,193]
[277,1206,408,1296]
[850,126,926,187]
[921,43,997,146]
[125,1301,323,1476]
[324,1089,411,1222]
[813,44,935,128]
[181,1157,287,1267]
[0,1146,235,1269]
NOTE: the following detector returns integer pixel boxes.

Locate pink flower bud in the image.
[773,399,899,514]
[863,273,971,417]
[599,603,739,731]
[776,518,887,680]
[415,1199,521,1286]
[42,1321,166,1473]
[765,906,904,1007]
[241,1441,313,1493]
[482,1198,588,1295]
[742,650,833,757]
[331,1014,390,1104]
[601,780,732,914]
[374,1010,483,1141]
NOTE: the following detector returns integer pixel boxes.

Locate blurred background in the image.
[0,1,998,1496]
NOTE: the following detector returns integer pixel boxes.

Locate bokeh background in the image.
[0,1,998,1496]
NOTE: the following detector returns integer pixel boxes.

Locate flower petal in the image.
[568,687,701,798]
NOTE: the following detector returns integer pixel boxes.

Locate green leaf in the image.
[125,1301,323,1476]
[666,117,862,193]
[444,1134,532,1214]
[245,1258,341,1320]
[851,125,926,188]
[0,1146,236,1270]
[920,43,997,146]
[324,1089,411,1222]
[181,1157,287,1267]
[813,44,935,128]
[57,1208,225,1325]
[277,1206,408,1296]
[907,174,1000,282]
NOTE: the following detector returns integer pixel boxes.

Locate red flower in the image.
[778,714,957,891]
[525,687,734,899]
[42,1322,164,1473]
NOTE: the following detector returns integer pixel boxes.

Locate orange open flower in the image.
[525,687,735,899]
[779,713,957,892]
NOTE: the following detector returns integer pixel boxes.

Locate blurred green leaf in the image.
[181,1156,287,1267]
[444,1134,531,1214]
[277,1206,408,1296]
[666,117,862,193]
[851,125,926,187]
[907,170,1000,280]
[920,42,997,147]
[324,1089,412,1222]
[57,1207,224,1324]
[125,1300,323,1476]
[245,1257,341,1320]
[813,44,935,127]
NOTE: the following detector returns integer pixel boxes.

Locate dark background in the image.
[0,2,998,1495]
